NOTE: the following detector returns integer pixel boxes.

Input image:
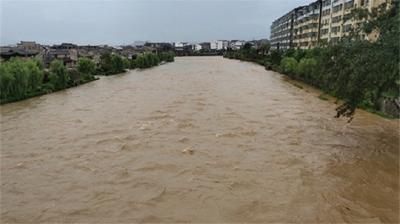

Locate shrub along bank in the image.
[99,51,175,75]
[0,51,175,104]
[0,58,97,104]
[224,3,399,118]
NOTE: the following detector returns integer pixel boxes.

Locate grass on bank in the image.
[318,94,329,101]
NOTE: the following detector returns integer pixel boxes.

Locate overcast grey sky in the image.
[1,0,311,45]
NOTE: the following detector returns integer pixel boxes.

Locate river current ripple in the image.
[1,57,399,223]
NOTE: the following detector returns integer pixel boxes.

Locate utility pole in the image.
[289,12,294,49]
[317,0,323,44]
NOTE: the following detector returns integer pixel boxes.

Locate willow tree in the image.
[49,60,69,90]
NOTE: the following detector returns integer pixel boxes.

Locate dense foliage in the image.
[0,51,175,103]
[77,57,96,76]
[99,52,125,75]
[224,2,399,118]
[99,51,175,74]
[158,52,175,63]
[130,52,175,69]
[0,58,96,104]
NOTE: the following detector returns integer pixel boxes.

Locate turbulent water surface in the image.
[1,57,399,223]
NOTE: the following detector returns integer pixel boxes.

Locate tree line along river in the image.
[1,56,398,223]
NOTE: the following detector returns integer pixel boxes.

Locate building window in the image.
[343,24,352,32]
[332,15,342,23]
[331,26,341,34]
[321,28,329,35]
[322,9,331,16]
[343,13,352,22]
[332,4,343,13]
[360,0,369,6]
[323,0,331,7]
[344,0,354,9]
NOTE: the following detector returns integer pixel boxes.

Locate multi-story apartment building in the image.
[270,10,295,50]
[229,40,246,50]
[326,0,387,42]
[210,40,229,50]
[293,1,322,49]
[320,0,333,43]
[270,0,389,50]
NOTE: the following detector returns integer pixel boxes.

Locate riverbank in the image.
[0,59,100,105]
[224,2,398,118]
[174,52,223,57]
[277,71,399,119]
[223,50,399,119]
[280,75,398,119]
[0,52,175,105]
[0,77,99,105]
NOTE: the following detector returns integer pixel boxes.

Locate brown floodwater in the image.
[1,56,399,223]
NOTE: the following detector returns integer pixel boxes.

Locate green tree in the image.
[269,50,282,66]
[297,58,317,81]
[280,57,298,76]
[49,60,69,89]
[0,63,15,101]
[77,57,96,76]
[243,42,252,50]
[99,52,113,74]
[130,58,137,69]
[25,60,44,93]
[135,54,146,69]
[8,58,29,99]
[122,57,131,69]
[111,54,124,73]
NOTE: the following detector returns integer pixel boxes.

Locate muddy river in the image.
[1,57,398,223]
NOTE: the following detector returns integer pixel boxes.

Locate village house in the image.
[144,42,174,52]
[210,40,229,51]
[40,42,80,67]
[0,47,39,61]
[77,45,103,63]
[0,41,46,62]
[53,43,78,49]
[229,40,246,50]
[120,46,138,59]
[199,42,211,51]
[194,44,202,51]
[173,42,188,52]
[17,41,42,53]
[44,48,78,68]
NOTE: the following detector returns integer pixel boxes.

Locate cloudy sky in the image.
[1,0,311,45]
